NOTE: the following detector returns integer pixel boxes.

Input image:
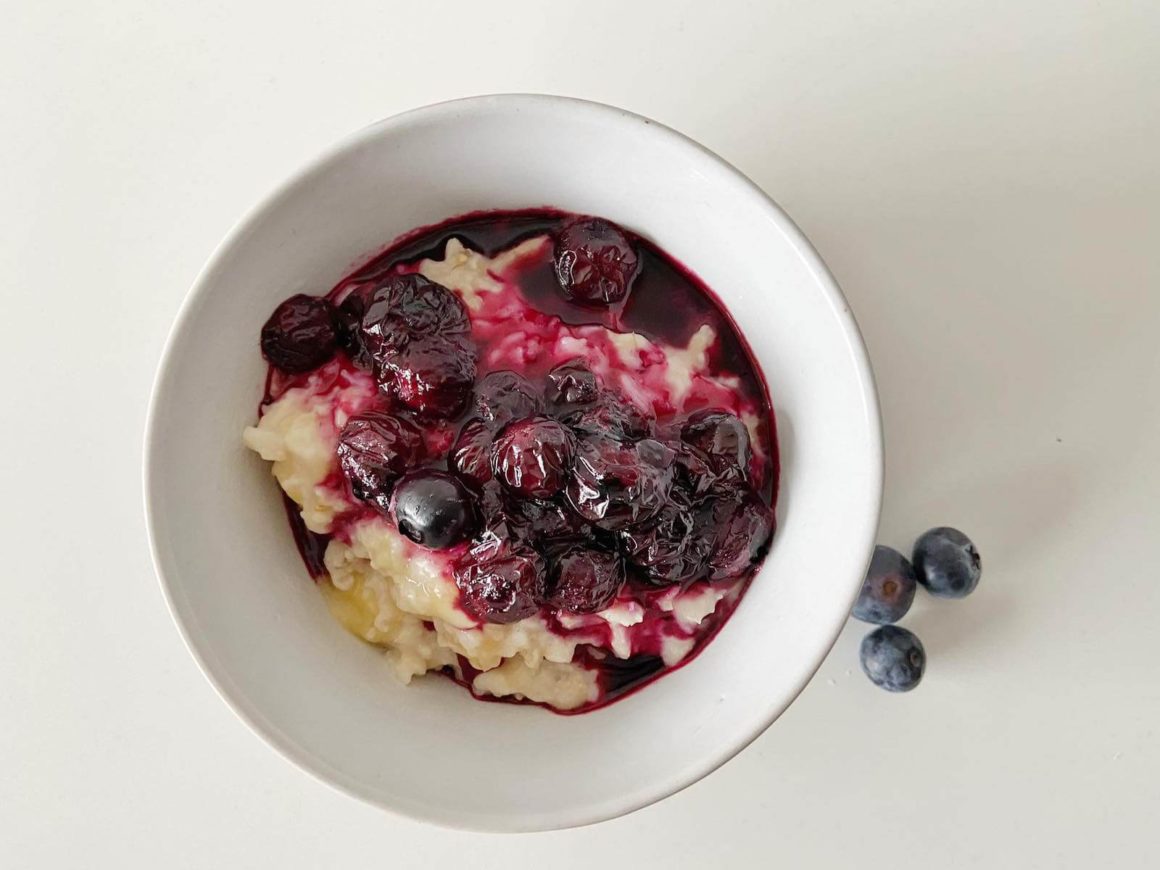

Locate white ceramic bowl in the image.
[144,95,881,831]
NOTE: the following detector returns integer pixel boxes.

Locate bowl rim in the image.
[143,93,883,832]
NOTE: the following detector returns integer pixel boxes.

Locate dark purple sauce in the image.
[266,208,778,714]
[280,493,329,578]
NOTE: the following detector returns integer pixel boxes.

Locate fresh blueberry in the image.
[913,527,981,598]
[389,470,477,550]
[860,625,925,692]
[853,545,918,624]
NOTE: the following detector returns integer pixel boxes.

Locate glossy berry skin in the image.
[454,546,547,624]
[860,626,925,692]
[334,284,374,367]
[545,359,599,407]
[389,470,477,550]
[260,294,338,373]
[913,527,981,598]
[379,335,476,417]
[553,217,640,306]
[562,390,652,440]
[853,545,917,624]
[335,412,426,512]
[449,418,494,487]
[359,273,470,359]
[680,409,751,477]
[475,371,543,426]
[491,416,577,499]
[565,435,674,530]
[547,545,624,614]
[704,488,775,582]
[506,494,588,542]
[619,495,706,586]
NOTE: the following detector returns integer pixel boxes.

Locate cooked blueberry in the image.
[506,495,588,541]
[360,273,470,359]
[475,371,543,426]
[379,334,477,417]
[491,416,577,499]
[619,494,707,586]
[554,217,640,306]
[860,626,925,692]
[545,359,600,406]
[565,435,673,530]
[336,412,426,511]
[454,546,547,623]
[680,409,751,477]
[562,390,653,440]
[260,294,338,373]
[389,470,477,550]
[703,487,775,582]
[450,418,494,487]
[853,546,917,624]
[547,546,624,613]
[913,527,981,598]
[666,440,738,498]
[334,284,374,367]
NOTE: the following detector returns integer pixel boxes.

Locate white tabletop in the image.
[3,1,1157,866]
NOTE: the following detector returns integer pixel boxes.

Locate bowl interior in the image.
[146,96,881,831]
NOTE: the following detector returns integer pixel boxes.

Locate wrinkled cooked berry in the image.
[704,487,774,582]
[547,546,624,613]
[680,409,751,477]
[554,217,640,306]
[619,494,707,586]
[562,390,652,440]
[260,294,338,373]
[450,418,494,487]
[506,495,588,542]
[565,435,673,530]
[454,546,547,624]
[334,284,374,367]
[475,371,543,426]
[667,440,734,498]
[379,335,476,417]
[336,412,426,511]
[360,273,470,359]
[390,470,477,550]
[491,416,577,499]
[546,359,600,407]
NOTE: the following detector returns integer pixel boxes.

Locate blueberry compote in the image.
[251,209,778,714]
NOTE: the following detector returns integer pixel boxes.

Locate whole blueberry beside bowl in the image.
[860,625,925,692]
[852,545,917,624]
[913,527,981,598]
